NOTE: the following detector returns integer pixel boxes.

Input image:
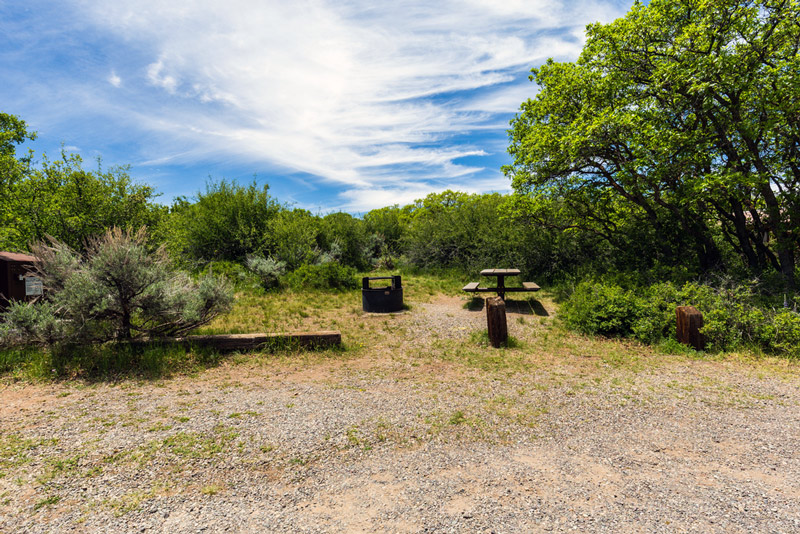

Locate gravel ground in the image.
[1,295,799,533]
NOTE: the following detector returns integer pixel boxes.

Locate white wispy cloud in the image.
[63,0,627,209]
[337,171,514,213]
[108,71,122,88]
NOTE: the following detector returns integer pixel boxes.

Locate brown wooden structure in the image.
[463,268,540,300]
[0,251,40,310]
[130,331,342,352]
[676,306,704,351]
[486,296,508,348]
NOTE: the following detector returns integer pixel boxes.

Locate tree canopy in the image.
[1,113,164,252]
[506,0,800,288]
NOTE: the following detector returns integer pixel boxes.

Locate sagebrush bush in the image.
[0,301,65,347]
[0,227,233,347]
[246,255,286,289]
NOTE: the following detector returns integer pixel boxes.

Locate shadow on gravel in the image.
[464,297,549,316]
[1,340,343,384]
[464,297,485,312]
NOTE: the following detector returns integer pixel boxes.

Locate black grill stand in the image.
[362,276,403,313]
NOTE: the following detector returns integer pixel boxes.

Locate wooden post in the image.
[486,296,508,348]
[676,306,704,350]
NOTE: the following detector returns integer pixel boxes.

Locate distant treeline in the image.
[0,109,796,290]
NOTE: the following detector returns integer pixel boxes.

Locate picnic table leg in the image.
[497,275,506,300]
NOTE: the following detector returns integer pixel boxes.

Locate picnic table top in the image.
[480,268,520,276]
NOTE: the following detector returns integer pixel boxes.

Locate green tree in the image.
[0,113,36,249]
[170,180,281,263]
[1,113,165,252]
[6,153,165,252]
[506,0,800,287]
[404,191,560,276]
[363,205,412,257]
[318,212,370,270]
[266,208,320,270]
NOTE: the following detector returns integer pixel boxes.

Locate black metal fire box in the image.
[362,276,403,313]
[0,251,41,310]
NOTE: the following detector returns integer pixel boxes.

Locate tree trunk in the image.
[730,199,761,270]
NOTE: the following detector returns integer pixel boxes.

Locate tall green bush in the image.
[266,209,320,270]
[560,280,642,337]
[319,212,371,270]
[283,262,359,290]
[2,151,164,252]
[169,180,280,263]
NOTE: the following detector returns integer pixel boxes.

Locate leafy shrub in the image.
[266,209,320,270]
[318,212,371,270]
[283,262,359,290]
[2,153,166,253]
[169,180,280,262]
[770,310,800,356]
[315,241,343,266]
[560,277,800,355]
[246,255,286,289]
[677,279,768,352]
[200,260,248,284]
[630,282,679,344]
[194,260,270,295]
[560,280,643,337]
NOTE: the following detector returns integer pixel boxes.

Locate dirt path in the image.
[1,295,799,533]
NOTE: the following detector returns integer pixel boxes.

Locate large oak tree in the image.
[506,0,800,288]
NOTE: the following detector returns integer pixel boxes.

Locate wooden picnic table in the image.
[462,268,539,300]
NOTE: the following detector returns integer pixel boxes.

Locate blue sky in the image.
[1,0,631,213]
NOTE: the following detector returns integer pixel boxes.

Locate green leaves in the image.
[1,149,164,253]
[168,179,280,263]
[507,0,800,284]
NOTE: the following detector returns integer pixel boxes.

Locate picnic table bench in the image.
[462,269,540,300]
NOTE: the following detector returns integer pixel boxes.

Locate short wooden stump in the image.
[486,296,508,348]
[676,306,704,351]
